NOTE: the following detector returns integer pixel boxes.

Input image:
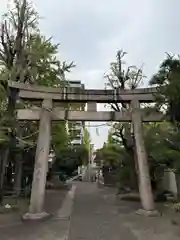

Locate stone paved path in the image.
[68,182,180,240]
[68,182,136,239]
[1,182,180,239]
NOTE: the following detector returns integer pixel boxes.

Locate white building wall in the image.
[161,169,178,196]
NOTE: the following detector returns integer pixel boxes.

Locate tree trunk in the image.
[13,154,23,196]
[175,173,180,200]
[122,123,138,190]
[0,148,9,204]
[6,161,13,187]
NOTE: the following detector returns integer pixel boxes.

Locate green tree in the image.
[104,50,146,189]
[104,121,180,191]
[81,127,92,165]
[101,127,135,188]
[51,124,87,180]
[0,0,75,201]
[149,53,180,127]
[149,53,180,176]
[82,127,91,147]
[105,50,145,149]
[52,121,70,155]
[0,0,39,201]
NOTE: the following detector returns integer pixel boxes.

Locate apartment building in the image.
[67,81,85,146]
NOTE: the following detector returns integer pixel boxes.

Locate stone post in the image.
[131,99,157,214]
[23,99,52,220]
[87,102,97,112]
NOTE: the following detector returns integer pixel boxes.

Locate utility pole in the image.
[87,122,91,181]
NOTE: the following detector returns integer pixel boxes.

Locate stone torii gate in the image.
[9,81,163,219]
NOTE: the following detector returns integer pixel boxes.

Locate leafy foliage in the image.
[104,50,147,154]
[0,0,77,199]
[80,127,92,165]
[52,121,70,155]
[102,50,147,188]
[149,53,180,126]
[82,127,91,149]
[102,120,180,190]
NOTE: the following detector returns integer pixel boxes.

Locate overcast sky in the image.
[1,0,180,149]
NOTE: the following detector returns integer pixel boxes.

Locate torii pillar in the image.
[131,99,159,216]
[23,99,52,220]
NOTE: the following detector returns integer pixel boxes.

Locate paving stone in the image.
[68,182,137,240]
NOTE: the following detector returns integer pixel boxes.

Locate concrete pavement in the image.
[68,182,136,239]
[68,182,180,240]
[1,182,180,239]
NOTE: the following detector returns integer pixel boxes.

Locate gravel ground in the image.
[0,189,69,240]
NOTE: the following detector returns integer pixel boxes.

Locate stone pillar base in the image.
[136,209,161,217]
[22,211,50,221]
